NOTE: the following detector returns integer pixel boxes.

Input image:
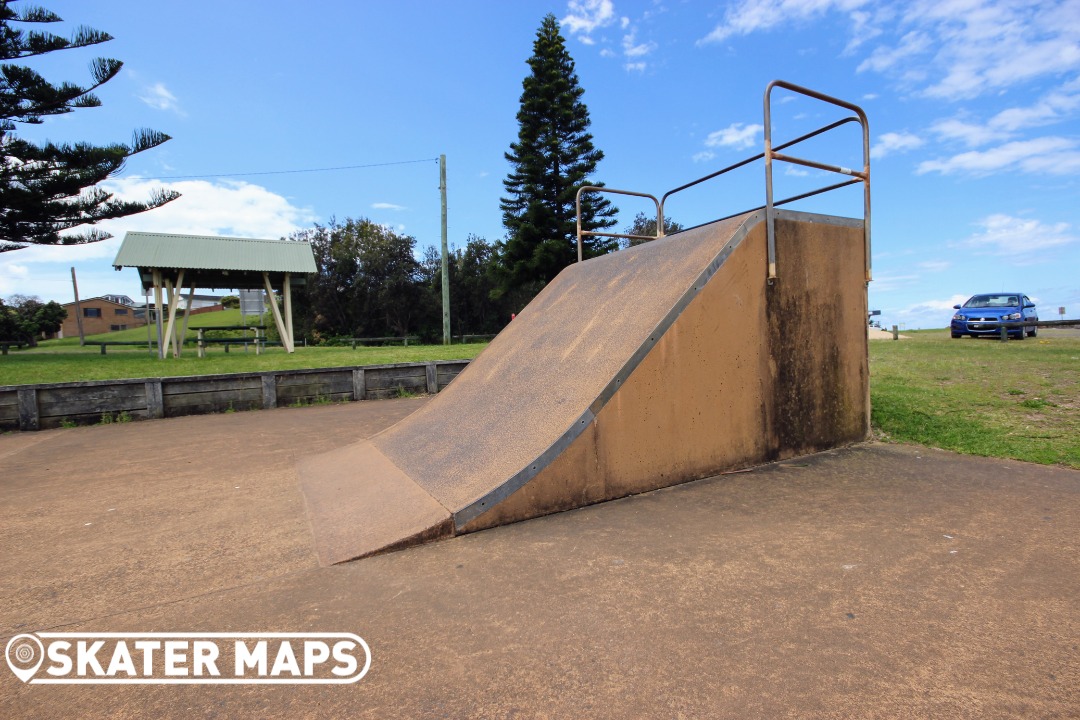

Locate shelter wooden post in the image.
[164,269,185,358]
[177,282,196,357]
[262,272,293,353]
[283,272,294,350]
[152,269,165,360]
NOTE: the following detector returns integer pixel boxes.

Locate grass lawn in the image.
[871,329,1079,469]
[0,309,489,385]
[0,343,490,385]
[4,318,1077,470]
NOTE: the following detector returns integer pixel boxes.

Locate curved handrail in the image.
[659,116,862,221]
[764,80,870,282]
[570,80,871,282]
[576,186,661,262]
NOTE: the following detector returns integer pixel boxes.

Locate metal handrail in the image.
[658,116,862,220]
[572,80,871,283]
[575,186,661,262]
[764,80,870,282]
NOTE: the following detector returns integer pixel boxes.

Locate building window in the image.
[84,308,102,318]
[114,308,128,315]
[110,324,127,332]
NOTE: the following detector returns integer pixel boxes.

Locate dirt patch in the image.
[869,327,909,340]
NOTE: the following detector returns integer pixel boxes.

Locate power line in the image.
[155,157,439,180]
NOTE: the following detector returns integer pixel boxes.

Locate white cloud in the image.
[890,294,971,328]
[703,122,763,150]
[138,83,182,113]
[930,85,1080,147]
[698,0,871,45]
[856,30,932,73]
[562,0,616,39]
[870,271,921,292]
[870,131,924,158]
[928,117,1010,147]
[954,213,1077,257]
[599,47,617,58]
[372,202,406,211]
[917,136,1080,175]
[692,150,716,163]
[624,61,647,73]
[0,179,319,299]
[622,29,657,58]
[918,260,951,272]
[78,178,314,250]
[784,165,810,177]
[699,1,1080,101]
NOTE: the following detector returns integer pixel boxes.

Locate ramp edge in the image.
[454,210,777,529]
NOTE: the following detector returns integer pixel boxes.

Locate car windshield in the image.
[964,295,1018,308]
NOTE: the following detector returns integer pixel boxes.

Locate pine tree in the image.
[0,1,178,252]
[498,13,617,297]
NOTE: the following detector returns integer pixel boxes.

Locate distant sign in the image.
[240,289,265,318]
[1060,306,1066,317]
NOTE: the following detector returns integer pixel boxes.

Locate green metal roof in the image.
[113,232,316,274]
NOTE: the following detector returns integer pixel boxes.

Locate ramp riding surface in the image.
[299,210,870,563]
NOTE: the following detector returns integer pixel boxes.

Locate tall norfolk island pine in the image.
[0,1,177,251]
[498,13,617,299]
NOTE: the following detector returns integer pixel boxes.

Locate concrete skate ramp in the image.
[299,209,870,563]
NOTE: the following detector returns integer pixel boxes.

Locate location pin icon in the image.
[6,634,44,683]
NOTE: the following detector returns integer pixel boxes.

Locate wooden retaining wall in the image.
[0,360,471,431]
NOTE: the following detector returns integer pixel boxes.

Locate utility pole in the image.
[70,267,85,345]
[440,154,450,345]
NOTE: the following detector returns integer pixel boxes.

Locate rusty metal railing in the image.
[574,80,871,283]
[763,80,870,282]
[575,187,661,262]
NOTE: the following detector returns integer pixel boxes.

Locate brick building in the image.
[59,296,148,338]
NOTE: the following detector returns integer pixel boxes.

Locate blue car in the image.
[951,293,1038,339]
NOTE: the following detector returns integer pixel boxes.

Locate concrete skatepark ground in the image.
[1,399,1077,718]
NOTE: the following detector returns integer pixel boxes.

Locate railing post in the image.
[764,85,777,282]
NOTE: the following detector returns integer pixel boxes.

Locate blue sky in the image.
[2,0,1077,329]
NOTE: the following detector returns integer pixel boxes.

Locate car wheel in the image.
[1014,331,1025,340]
[951,332,962,338]
[1027,327,1037,337]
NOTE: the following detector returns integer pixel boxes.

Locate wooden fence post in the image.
[352,368,366,401]
[145,381,164,419]
[17,388,39,431]
[261,373,277,409]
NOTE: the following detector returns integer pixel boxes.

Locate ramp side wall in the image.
[461,216,868,532]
